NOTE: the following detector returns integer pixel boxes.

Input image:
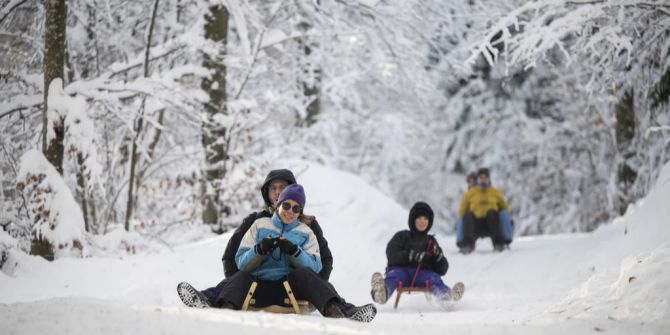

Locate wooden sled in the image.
[393,280,431,309]
[241,280,310,314]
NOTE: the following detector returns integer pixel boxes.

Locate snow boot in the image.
[177,282,211,308]
[448,282,465,301]
[493,243,505,252]
[323,300,345,318]
[459,245,474,254]
[343,303,377,322]
[370,272,388,304]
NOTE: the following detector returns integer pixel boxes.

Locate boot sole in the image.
[177,282,210,308]
[348,304,377,322]
[371,272,387,304]
[450,282,465,301]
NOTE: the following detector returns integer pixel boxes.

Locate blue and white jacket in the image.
[235,212,322,280]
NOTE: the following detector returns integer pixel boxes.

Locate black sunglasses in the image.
[281,202,302,214]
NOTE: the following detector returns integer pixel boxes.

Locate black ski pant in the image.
[215,267,341,315]
[201,276,232,307]
[457,210,504,248]
[202,271,353,310]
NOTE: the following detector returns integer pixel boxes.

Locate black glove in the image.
[256,236,278,255]
[432,247,444,262]
[408,249,425,263]
[278,238,299,256]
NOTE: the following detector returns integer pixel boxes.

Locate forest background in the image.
[1,0,669,260]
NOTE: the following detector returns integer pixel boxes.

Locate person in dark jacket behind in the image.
[177,169,376,322]
[466,172,477,189]
[370,202,464,305]
[220,169,333,280]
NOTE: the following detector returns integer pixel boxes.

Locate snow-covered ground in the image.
[2,161,669,334]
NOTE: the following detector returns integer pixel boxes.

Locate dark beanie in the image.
[277,184,306,209]
[260,169,297,207]
[477,167,490,177]
[408,201,434,233]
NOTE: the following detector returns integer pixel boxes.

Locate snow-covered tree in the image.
[462,0,670,232]
[15,149,85,260]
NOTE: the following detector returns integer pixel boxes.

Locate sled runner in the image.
[393,280,431,309]
[393,281,465,309]
[241,280,310,314]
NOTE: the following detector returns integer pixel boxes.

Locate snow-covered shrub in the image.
[0,229,19,274]
[15,149,85,260]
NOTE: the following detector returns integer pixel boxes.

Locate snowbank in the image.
[536,161,670,328]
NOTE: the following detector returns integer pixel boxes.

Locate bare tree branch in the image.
[125,0,161,232]
[0,0,28,24]
[0,103,42,120]
[108,47,183,79]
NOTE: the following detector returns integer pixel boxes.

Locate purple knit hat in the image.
[277,184,306,209]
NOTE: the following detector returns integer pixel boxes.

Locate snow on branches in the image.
[468,0,670,77]
[46,79,103,198]
[460,0,670,233]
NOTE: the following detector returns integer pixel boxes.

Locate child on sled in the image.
[371,201,464,306]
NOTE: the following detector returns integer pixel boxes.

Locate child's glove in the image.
[432,247,444,261]
[408,249,425,263]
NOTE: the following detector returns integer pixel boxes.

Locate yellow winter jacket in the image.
[458,185,509,218]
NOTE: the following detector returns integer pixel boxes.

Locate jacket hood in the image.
[408,201,434,233]
[261,169,297,207]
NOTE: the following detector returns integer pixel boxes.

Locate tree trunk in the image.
[650,67,670,110]
[296,20,320,127]
[76,153,90,232]
[35,0,66,260]
[30,237,54,262]
[614,89,637,215]
[302,41,320,126]
[89,196,98,233]
[125,115,141,231]
[81,3,99,79]
[43,0,67,175]
[135,107,165,200]
[200,5,229,227]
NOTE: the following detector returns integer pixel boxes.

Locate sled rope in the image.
[408,239,433,294]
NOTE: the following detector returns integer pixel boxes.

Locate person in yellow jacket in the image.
[457,168,509,253]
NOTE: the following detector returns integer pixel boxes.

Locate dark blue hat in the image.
[277,184,306,209]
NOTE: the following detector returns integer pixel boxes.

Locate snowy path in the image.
[2,161,669,334]
[2,232,663,335]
